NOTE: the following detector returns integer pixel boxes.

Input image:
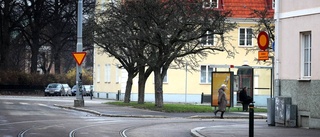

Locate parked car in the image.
[71,85,87,96]
[83,85,93,96]
[62,84,71,96]
[71,85,77,96]
[44,83,65,96]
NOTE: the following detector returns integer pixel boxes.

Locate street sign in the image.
[258,51,269,60]
[257,31,269,51]
[72,52,86,66]
[272,42,275,51]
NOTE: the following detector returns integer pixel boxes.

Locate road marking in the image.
[38,103,48,107]
[1,135,13,137]
[2,101,14,105]
[190,127,206,137]
[19,102,29,105]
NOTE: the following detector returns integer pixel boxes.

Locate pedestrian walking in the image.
[214,84,228,119]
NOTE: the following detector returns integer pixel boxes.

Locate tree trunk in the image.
[138,65,146,104]
[54,56,61,74]
[124,72,134,103]
[52,34,62,74]
[0,1,11,71]
[154,68,163,108]
[30,45,40,73]
[30,29,41,73]
[40,52,47,74]
[0,33,9,71]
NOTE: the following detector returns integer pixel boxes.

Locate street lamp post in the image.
[74,0,84,107]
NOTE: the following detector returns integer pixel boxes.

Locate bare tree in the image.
[94,0,237,107]
[129,0,236,107]
[0,0,11,71]
[246,7,275,65]
[94,2,144,103]
[39,0,95,74]
[0,0,27,71]
[18,0,55,73]
[0,0,95,74]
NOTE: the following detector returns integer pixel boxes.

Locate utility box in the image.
[286,104,297,127]
[275,97,292,126]
[267,98,275,126]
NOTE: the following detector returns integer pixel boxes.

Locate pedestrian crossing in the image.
[2,102,14,105]
[1,101,53,109]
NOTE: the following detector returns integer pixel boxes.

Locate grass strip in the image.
[106,101,267,113]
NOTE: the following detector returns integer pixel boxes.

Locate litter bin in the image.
[267,98,275,126]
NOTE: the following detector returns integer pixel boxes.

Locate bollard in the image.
[249,103,254,137]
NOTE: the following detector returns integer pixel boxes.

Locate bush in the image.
[0,69,92,87]
[65,67,93,86]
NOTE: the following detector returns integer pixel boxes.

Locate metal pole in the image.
[271,56,274,98]
[185,62,188,103]
[74,0,84,107]
[274,0,280,97]
[249,103,254,137]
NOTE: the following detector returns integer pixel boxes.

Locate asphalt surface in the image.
[55,99,320,137]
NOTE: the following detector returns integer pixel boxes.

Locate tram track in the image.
[4,118,120,137]
[119,120,214,137]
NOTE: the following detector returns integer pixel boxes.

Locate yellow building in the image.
[93,0,274,107]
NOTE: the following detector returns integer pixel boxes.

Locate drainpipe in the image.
[274,0,280,97]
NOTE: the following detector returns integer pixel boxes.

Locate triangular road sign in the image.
[72,52,87,66]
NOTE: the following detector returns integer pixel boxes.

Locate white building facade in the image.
[276,0,320,128]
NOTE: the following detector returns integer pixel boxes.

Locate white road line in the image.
[19,102,29,105]
[37,103,48,107]
[2,101,14,105]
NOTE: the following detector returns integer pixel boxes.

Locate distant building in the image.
[93,0,274,106]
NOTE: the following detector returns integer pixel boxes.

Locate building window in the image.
[203,0,218,9]
[163,74,168,83]
[97,64,101,83]
[239,28,253,46]
[116,64,120,83]
[161,68,168,83]
[301,32,311,79]
[200,65,213,84]
[104,64,111,82]
[201,31,214,46]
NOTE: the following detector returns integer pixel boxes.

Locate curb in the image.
[54,104,168,118]
[54,104,267,119]
[188,115,267,119]
[54,104,102,116]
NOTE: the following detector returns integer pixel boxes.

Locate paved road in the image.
[0,96,223,137]
[1,96,320,137]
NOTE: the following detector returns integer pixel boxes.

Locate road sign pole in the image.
[74,0,84,107]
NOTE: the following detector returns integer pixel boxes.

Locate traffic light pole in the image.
[74,0,84,107]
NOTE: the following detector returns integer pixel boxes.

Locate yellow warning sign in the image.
[72,52,86,66]
[258,51,269,61]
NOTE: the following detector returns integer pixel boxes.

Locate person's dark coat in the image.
[239,88,252,104]
[218,87,227,111]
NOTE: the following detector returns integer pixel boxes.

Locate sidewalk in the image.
[54,99,320,137]
[54,100,267,119]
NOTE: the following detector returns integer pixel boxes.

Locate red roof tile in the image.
[223,0,274,18]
